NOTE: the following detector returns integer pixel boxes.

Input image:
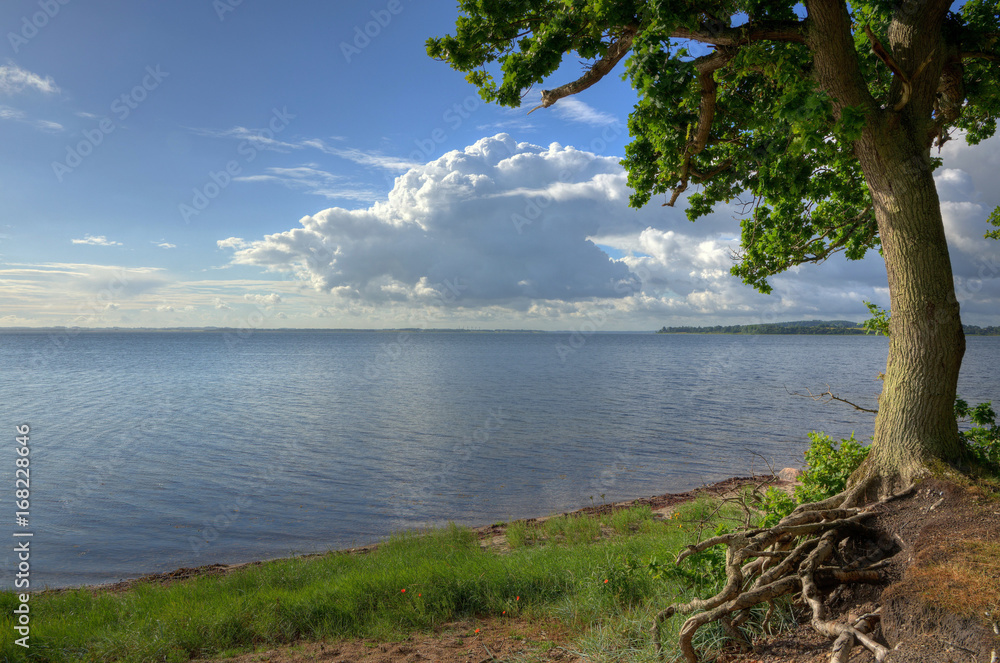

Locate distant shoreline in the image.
[657,320,1000,336]
[3,321,998,335]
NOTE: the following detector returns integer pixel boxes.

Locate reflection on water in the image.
[1,331,996,588]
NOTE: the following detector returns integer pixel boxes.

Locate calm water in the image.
[1,331,997,589]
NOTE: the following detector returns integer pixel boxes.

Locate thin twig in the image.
[787,385,878,414]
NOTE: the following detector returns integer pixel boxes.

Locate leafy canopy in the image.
[428,0,1000,292]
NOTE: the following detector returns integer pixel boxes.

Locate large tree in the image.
[429,0,1000,499]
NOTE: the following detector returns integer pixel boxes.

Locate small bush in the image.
[955,398,1000,471]
[760,431,870,525]
[648,523,729,594]
[796,431,870,503]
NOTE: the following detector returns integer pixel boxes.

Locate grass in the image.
[912,539,1000,618]
[0,500,776,663]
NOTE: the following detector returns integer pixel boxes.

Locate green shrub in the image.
[759,486,797,527]
[761,431,870,525]
[796,431,870,503]
[647,523,729,594]
[955,398,1000,471]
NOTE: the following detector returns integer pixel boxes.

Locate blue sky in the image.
[1,1,998,330]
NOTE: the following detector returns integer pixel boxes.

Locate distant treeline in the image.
[657,320,1000,335]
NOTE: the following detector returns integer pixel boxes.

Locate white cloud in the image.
[33,119,63,132]
[215,132,1000,328]
[0,104,62,132]
[188,126,300,152]
[156,242,177,249]
[71,235,122,247]
[190,125,417,173]
[0,63,59,95]
[935,168,975,202]
[0,105,24,120]
[217,237,249,250]
[551,98,619,126]
[300,139,420,171]
[235,165,381,202]
[221,135,641,308]
[244,292,282,308]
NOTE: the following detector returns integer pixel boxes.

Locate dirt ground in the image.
[198,618,585,663]
[148,476,999,663]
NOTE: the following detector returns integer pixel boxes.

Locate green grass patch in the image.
[541,513,602,544]
[0,504,769,663]
[603,505,656,535]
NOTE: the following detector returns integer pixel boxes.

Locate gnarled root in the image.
[652,485,913,662]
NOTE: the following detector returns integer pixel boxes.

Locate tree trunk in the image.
[849,134,966,498]
[806,0,966,500]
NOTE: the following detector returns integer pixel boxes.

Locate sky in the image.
[0,1,998,331]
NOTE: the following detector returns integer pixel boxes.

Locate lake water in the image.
[1,331,997,589]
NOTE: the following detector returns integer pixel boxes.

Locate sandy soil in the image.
[198,618,584,663]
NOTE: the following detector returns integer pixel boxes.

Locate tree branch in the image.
[529,27,637,113]
[960,50,999,61]
[666,49,734,206]
[864,24,937,112]
[788,385,879,414]
[670,20,807,46]
[530,18,807,115]
[805,0,878,116]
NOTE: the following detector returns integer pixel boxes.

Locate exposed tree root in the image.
[652,484,915,662]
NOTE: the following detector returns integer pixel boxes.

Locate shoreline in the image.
[52,474,787,596]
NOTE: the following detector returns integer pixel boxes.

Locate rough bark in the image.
[806,0,966,498]
[850,141,966,497]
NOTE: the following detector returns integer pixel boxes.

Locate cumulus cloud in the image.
[71,235,122,246]
[0,63,58,95]
[244,293,282,308]
[221,135,641,308]
[156,242,177,249]
[218,133,1000,327]
[217,237,249,250]
[932,133,1000,321]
